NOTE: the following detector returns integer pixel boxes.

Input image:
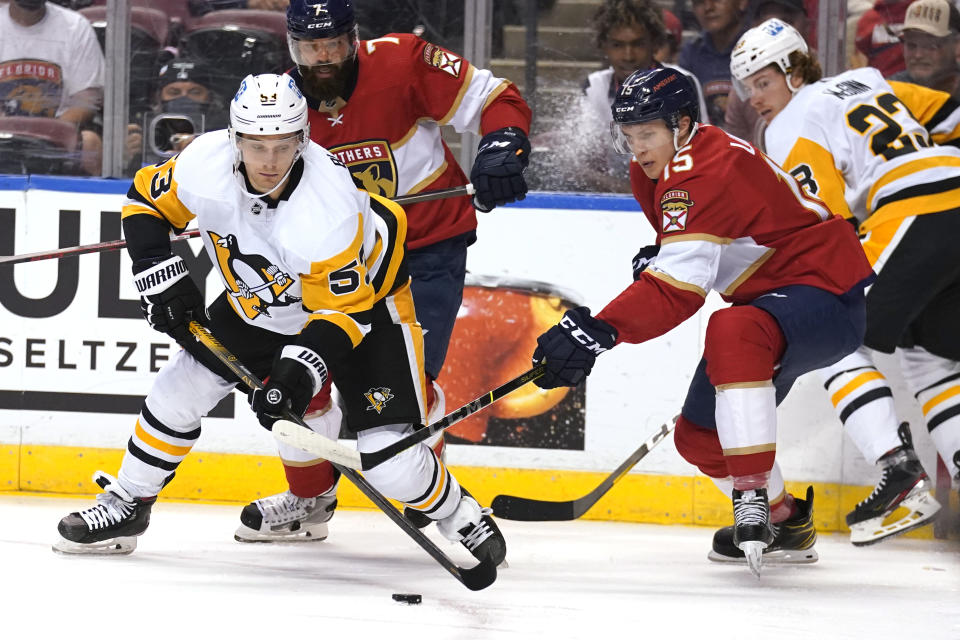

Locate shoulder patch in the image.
[422,43,462,78]
[660,189,694,233]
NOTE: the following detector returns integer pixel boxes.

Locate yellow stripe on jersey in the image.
[721,248,775,297]
[781,137,853,219]
[890,80,960,143]
[301,215,374,315]
[407,160,449,195]
[122,156,196,230]
[387,280,418,325]
[438,64,476,126]
[481,79,511,113]
[867,182,960,233]
[830,371,886,406]
[865,155,960,217]
[305,310,367,348]
[660,233,732,246]
[368,192,408,297]
[647,269,708,297]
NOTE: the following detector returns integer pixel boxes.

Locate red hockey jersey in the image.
[597,125,874,345]
[292,34,531,250]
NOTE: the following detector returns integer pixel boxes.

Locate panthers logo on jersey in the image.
[328,139,398,198]
[208,231,302,320]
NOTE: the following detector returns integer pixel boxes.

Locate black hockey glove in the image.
[470,126,531,212]
[632,244,660,280]
[249,345,328,430]
[134,254,206,344]
[532,307,617,389]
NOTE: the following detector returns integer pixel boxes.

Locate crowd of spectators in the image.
[1,0,959,181]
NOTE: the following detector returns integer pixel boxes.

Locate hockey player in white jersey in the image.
[730,18,960,546]
[53,73,506,566]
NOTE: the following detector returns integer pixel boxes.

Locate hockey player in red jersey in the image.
[235,0,532,541]
[532,67,874,575]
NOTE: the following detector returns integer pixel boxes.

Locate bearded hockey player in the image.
[54,73,506,568]
[531,67,875,576]
[731,18,960,545]
[234,0,533,540]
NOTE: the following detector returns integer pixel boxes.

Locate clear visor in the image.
[236,133,303,161]
[610,121,634,156]
[287,29,358,67]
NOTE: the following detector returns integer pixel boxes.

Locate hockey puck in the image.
[391,593,422,605]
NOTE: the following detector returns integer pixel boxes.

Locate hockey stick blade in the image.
[188,321,497,590]
[273,365,545,470]
[491,418,677,521]
[0,185,473,266]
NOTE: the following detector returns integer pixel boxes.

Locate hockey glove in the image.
[470,126,531,212]
[134,255,206,344]
[249,345,328,430]
[632,244,660,280]
[532,307,617,389]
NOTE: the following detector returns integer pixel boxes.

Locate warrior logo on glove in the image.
[209,231,302,319]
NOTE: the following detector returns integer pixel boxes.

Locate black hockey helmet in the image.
[611,67,700,130]
[287,0,356,40]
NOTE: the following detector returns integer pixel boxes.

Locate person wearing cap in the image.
[856,0,913,77]
[890,0,960,97]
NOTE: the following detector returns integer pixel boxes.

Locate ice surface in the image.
[1,494,957,639]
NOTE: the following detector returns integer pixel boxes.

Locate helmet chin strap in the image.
[672,122,699,151]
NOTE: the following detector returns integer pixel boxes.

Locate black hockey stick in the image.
[273,365,546,470]
[491,417,677,521]
[0,184,475,266]
[188,320,497,591]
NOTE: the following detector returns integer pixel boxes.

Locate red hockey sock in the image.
[770,492,797,524]
[283,460,337,498]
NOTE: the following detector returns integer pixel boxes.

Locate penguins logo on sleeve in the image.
[209,231,302,319]
[364,387,394,413]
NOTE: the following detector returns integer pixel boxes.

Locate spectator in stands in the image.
[0,0,104,175]
[655,8,684,63]
[189,0,290,13]
[677,0,749,126]
[724,0,810,146]
[531,0,707,192]
[126,57,228,171]
[856,0,912,76]
[890,0,960,97]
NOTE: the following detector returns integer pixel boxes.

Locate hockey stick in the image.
[187,320,497,591]
[273,364,546,471]
[490,417,677,521]
[0,184,475,266]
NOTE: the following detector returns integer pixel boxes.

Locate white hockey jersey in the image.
[122,130,408,349]
[764,67,960,236]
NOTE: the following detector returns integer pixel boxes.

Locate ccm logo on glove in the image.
[560,314,611,355]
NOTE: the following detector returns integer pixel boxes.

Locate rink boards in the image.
[0,176,950,537]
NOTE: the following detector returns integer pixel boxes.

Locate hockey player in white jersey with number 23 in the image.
[53,73,506,568]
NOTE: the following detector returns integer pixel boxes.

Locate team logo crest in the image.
[208,231,302,320]
[660,189,694,233]
[328,139,398,198]
[364,387,394,413]
[422,44,462,78]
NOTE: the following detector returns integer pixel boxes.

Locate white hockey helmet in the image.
[229,73,310,197]
[730,18,808,98]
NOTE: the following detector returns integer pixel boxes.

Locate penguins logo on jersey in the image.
[660,190,694,233]
[364,387,394,413]
[208,231,302,320]
[329,140,398,198]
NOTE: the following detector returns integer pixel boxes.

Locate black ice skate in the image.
[235,486,337,542]
[437,493,507,567]
[847,423,941,546]
[53,471,156,555]
[709,486,818,570]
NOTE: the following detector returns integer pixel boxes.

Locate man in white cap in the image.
[890,0,960,97]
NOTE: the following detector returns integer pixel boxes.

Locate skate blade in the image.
[52,536,137,556]
[849,492,942,546]
[707,547,818,565]
[233,523,329,543]
[739,541,766,578]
